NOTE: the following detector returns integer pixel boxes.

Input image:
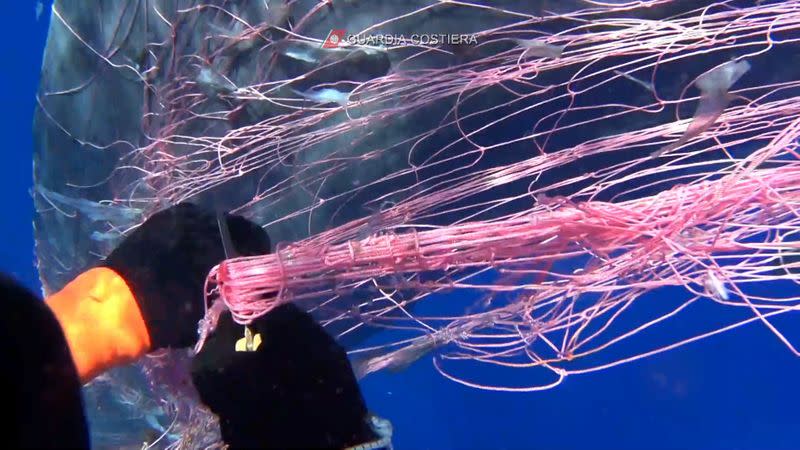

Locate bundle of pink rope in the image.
[209,163,800,325]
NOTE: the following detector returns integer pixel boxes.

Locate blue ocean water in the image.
[6,2,800,450]
[1,2,47,291]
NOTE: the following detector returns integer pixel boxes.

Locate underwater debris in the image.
[196,66,238,95]
[292,86,350,106]
[514,38,565,60]
[353,335,441,380]
[704,270,730,301]
[614,69,656,94]
[344,414,394,450]
[35,184,143,225]
[653,59,750,157]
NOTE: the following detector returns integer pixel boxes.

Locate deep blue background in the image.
[1,2,47,291]
[5,2,799,449]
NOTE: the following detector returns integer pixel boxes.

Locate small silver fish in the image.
[705,270,730,301]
